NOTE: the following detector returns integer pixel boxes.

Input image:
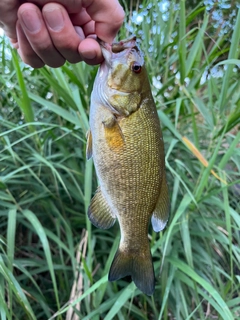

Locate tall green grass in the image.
[0,1,240,319]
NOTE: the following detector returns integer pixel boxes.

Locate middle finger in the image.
[42,3,84,64]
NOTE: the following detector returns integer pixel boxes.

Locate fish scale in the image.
[87,37,170,295]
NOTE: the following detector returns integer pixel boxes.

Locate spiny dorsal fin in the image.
[151,172,170,232]
[88,187,116,229]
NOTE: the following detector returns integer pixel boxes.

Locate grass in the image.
[0,0,240,319]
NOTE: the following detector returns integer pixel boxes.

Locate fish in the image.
[86,36,169,295]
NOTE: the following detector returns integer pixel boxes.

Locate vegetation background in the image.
[0,0,239,319]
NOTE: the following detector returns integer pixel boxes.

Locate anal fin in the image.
[151,172,170,232]
[88,187,116,229]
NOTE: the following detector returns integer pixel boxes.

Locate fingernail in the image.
[44,6,64,31]
[74,26,85,41]
[21,9,41,33]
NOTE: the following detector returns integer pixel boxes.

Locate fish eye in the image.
[131,62,142,74]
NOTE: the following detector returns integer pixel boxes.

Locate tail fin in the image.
[108,247,155,295]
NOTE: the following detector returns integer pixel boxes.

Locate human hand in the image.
[0,0,125,68]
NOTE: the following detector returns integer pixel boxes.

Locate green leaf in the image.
[22,210,60,310]
[168,257,234,320]
[219,8,240,112]
[0,256,36,320]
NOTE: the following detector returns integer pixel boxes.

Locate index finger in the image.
[83,0,125,43]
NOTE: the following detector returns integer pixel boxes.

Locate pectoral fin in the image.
[88,187,116,229]
[103,115,125,152]
[86,130,93,160]
[151,172,170,232]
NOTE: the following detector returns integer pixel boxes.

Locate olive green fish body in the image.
[87,37,169,295]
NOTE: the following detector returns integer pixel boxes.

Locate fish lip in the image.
[98,36,140,66]
[112,36,137,53]
[97,38,112,66]
[98,35,137,52]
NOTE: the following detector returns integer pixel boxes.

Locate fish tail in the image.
[108,245,155,295]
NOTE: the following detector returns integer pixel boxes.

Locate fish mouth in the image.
[111,36,137,53]
[98,36,141,66]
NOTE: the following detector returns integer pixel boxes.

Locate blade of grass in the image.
[158,264,176,320]
[0,255,36,320]
[11,50,34,125]
[104,283,137,320]
[186,14,208,76]
[161,194,193,270]
[28,92,81,127]
[168,257,234,319]
[179,0,186,84]
[22,210,61,315]
[39,68,78,111]
[50,275,108,319]
[219,7,240,112]
[7,208,17,272]
[221,171,233,288]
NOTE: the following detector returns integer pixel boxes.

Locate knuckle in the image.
[48,59,66,68]
[118,7,125,24]
[37,41,53,53]
[68,0,82,13]
[67,56,83,64]
[53,40,80,59]
[18,48,44,68]
[110,6,125,30]
[23,56,44,68]
[55,38,77,51]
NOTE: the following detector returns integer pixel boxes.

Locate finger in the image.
[18,3,66,68]
[26,0,82,13]
[0,0,19,41]
[69,7,92,26]
[16,21,45,68]
[42,3,83,63]
[70,9,104,64]
[83,0,125,43]
[70,9,95,36]
[78,38,103,65]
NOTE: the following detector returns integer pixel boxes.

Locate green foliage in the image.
[0,1,240,319]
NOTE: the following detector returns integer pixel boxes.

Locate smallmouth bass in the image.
[87,37,169,295]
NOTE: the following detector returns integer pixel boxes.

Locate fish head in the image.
[95,37,150,116]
